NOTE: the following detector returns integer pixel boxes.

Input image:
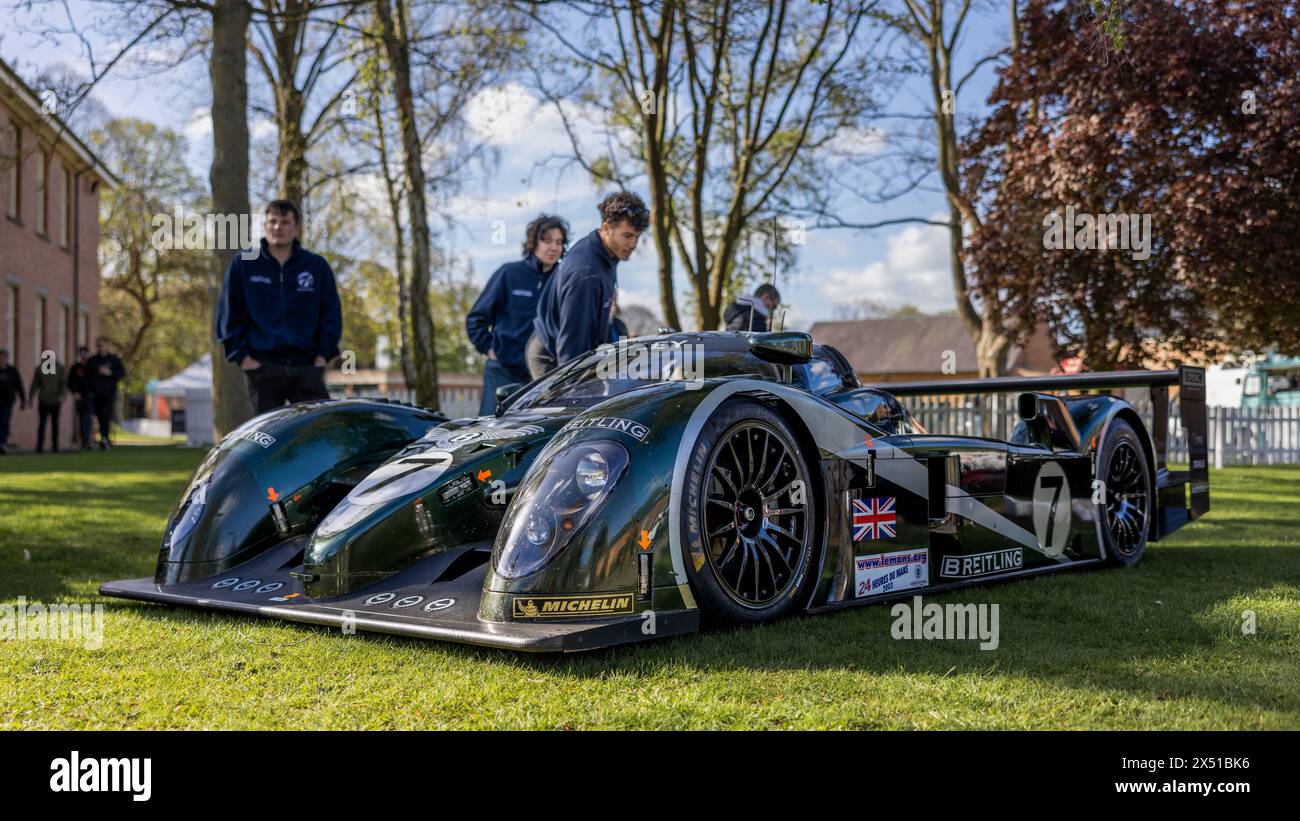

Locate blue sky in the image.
[2,1,1012,330]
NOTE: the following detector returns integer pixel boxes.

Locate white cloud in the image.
[816,217,956,314]
[183,106,212,143]
[462,82,626,174]
[251,118,278,140]
[826,124,887,157]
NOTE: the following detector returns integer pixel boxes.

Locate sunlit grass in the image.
[1,447,1297,729]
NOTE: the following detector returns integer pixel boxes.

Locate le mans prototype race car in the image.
[102,330,1211,651]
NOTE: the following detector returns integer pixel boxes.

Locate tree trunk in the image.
[276,91,307,204]
[376,0,439,410]
[270,0,308,204]
[209,0,255,436]
[373,88,414,387]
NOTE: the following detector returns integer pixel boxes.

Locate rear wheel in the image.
[1097,418,1151,567]
[680,399,817,626]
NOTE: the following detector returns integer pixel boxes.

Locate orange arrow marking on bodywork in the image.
[865,434,874,448]
[267,487,279,503]
[477,469,492,481]
[638,530,651,549]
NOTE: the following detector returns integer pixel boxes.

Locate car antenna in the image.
[771,216,783,332]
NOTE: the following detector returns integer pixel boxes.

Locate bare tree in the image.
[372,0,439,408]
[246,0,363,205]
[528,0,886,331]
[870,0,1018,376]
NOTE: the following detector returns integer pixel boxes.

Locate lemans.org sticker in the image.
[561,417,649,442]
[855,549,929,598]
[940,547,1023,579]
[422,424,543,450]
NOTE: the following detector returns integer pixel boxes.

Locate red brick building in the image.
[0,58,116,450]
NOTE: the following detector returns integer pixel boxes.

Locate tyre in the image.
[680,399,818,625]
[1097,417,1152,567]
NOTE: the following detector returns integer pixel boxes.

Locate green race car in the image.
[102,330,1210,651]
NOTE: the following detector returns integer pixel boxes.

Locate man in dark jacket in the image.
[66,346,93,449]
[723,283,781,333]
[29,356,67,453]
[0,349,25,454]
[217,199,342,415]
[86,338,125,449]
[527,192,649,378]
[467,214,568,414]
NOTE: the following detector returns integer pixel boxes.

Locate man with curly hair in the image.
[467,214,568,414]
[527,192,649,377]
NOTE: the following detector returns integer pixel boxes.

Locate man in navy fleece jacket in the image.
[526,192,650,378]
[217,200,342,414]
[467,214,568,414]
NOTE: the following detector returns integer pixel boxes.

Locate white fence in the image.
[904,397,1300,466]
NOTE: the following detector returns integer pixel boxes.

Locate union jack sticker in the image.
[852,496,897,541]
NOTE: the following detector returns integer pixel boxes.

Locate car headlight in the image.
[575,450,610,497]
[167,477,209,549]
[494,440,629,579]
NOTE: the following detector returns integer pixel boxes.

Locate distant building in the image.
[326,369,485,420]
[0,57,117,450]
[809,316,1057,383]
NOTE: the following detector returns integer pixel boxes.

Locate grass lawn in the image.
[1,445,1297,729]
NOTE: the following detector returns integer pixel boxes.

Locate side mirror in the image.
[495,382,524,416]
[748,331,812,365]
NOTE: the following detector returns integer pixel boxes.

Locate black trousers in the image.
[245,363,330,415]
[0,399,12,448]
[74,396,94,446]
[524,334,557,381]
[92,393,115,443]
[37,403,60,451]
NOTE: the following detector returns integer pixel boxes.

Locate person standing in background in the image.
[67,347,93,449]
[29,356,67,453]
[0,349,25,455]
[217,200,342,414]
[86,337,126,449]
[723,283,781,332]
[527,192,649,378]
[467,214,568,414]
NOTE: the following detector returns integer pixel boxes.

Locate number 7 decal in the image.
[1032,462,1072,558]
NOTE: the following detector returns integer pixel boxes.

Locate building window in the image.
[6,285,19,364]
[60,166,71,247]
[4,125,18,221]
[78,309,88,349]
[35,150,47,235]
[34,294,46,361]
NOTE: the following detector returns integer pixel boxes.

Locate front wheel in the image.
[680,399,818,626]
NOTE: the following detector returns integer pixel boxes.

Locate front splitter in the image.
[100,540,697,652]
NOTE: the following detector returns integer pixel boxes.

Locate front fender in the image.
[479,380,727,622]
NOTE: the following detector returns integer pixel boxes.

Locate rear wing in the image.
[874,367,1210,539]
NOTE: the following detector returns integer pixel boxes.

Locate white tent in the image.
[154,354,214,446]
[155,353,212,399]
